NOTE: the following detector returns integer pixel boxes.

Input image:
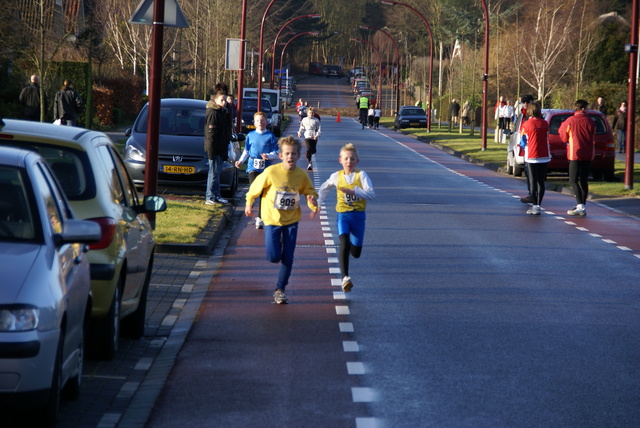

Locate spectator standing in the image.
[590,96,606,114]
[317,143,375,292]
[558,99,596,216]
[298,106,322,170]
[449,99,460,125]
[517,94,535,204]
[500,100,514,130]
[611,101,627,154]
[494,96,507,129]
[244,136,319,304]
[204,83,232,205]
[53,79,82,126]
[519,102,550,215]
[235,111,279,229]
[19,75,46,121]
[461,101,470,126]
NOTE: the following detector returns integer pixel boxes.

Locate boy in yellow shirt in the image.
[245,136,319,304]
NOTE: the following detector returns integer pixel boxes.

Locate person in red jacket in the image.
[558,99,596,216]
[520,102,550,215]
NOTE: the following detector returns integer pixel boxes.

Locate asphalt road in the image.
[147,77,640,427]
[48,75,640,427]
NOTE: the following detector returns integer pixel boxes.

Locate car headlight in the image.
[124,144,146,162]
[0,306,39,331]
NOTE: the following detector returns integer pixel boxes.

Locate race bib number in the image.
[252,158,266,170]
[274,190,299,210]
[344,193,361,204]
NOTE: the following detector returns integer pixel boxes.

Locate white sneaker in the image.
[255,217,264,229]
[526,206,541,215]
[341,276,353,292]
[567,207,586,216]
[273,289,288,304]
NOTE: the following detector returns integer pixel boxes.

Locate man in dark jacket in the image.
[204,84,232,205]
[54,79,82,126]
[19,75,46,121]
[558,99,596,216]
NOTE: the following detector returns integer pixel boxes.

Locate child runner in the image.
[244,136,319,304]
[298,106,321,171]
[235,111,279,229]
[317,143,375,292]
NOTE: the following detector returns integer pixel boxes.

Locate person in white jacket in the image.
[298,107,321,170]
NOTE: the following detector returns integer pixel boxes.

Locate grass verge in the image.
[154,195,229,244]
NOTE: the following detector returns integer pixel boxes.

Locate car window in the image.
[403,109,425,116]
[0,166,38,241]
[96,144,126,206]
[38,161,74,221]
[110,146,140,207]
[31,163,65,236]
[4,141,95,201]
[549,113,609,136]
[135,107,206,137]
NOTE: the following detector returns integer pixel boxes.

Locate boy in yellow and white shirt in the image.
[317,143,375,292]
[245,136,318,304]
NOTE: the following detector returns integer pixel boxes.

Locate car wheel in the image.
[92,283,121,360]
[514,163,524,177]
[40,333,63,427]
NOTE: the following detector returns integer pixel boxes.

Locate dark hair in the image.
[575,99,589,110]
[521,94,534,103]
[214,82,228,97]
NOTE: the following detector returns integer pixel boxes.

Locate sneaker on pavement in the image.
[567,207,586,216]
[341,276,353,293]
[520,195,532,203]
[215,197,228,204]
[273,289,288,304]
[526,206,541,215]
[205,199,216,205]
[307,163,313,171]
[255,217,264,229]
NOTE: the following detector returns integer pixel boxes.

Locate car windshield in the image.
[549,113,609,135]
[243,99,272,113]
[402,109,425,116]
[0,166,37,241]
[135,107,207,136]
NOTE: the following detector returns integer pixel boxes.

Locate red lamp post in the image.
[381,0,433,131]
[279,32,320,87]
[624,0,638,189]
[257,0,278,110]
[270,14,322,89]
[359,25,401,112]
[480,0,489,150]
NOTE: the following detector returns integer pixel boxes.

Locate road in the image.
[52,75,640,427]
[149,77,640,427]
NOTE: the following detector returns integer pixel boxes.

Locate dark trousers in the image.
[305,138,317,163]
[248,170,262,218]
[527,162,548,206]
[569,160,591,205]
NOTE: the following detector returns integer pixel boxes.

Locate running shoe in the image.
[215,197,228,204]
[520,195,532,203]
[205,199,216,205]
[255,217,264,229]
[341,276,353,293]
[307,163,313,171]
[273,289,288,304]
[567,207,586,216]
[526,206,541,215]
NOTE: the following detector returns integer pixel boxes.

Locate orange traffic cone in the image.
[336,112,341,123]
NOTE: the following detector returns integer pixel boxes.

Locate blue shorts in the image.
[337,211,366,247]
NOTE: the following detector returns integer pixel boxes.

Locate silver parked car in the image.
[0,146,100,425]
[0,119,166,360]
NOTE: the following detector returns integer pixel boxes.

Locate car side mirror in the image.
[141,195,167,213]
[54,220,102,246]
[125,128,132,137]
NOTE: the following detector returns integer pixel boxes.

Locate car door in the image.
[33,160,86,351]
[95,142,145,308]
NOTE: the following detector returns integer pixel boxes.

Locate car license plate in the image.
[410,122,419,126]
[163,165,195,174]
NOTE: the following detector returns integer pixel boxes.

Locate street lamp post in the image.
[257,0,278,110]
[279,32,320,90]
[270,14,321,89]
[624,0,638,189]
[359,25,400,113]
[381,0,433,131]
[236,0,247,134]
[480,0,489,150]
[349,36,383,108]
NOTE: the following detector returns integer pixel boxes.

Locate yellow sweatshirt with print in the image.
[246,163,318,226]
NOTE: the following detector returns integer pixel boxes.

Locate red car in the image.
[507,109,616,180]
